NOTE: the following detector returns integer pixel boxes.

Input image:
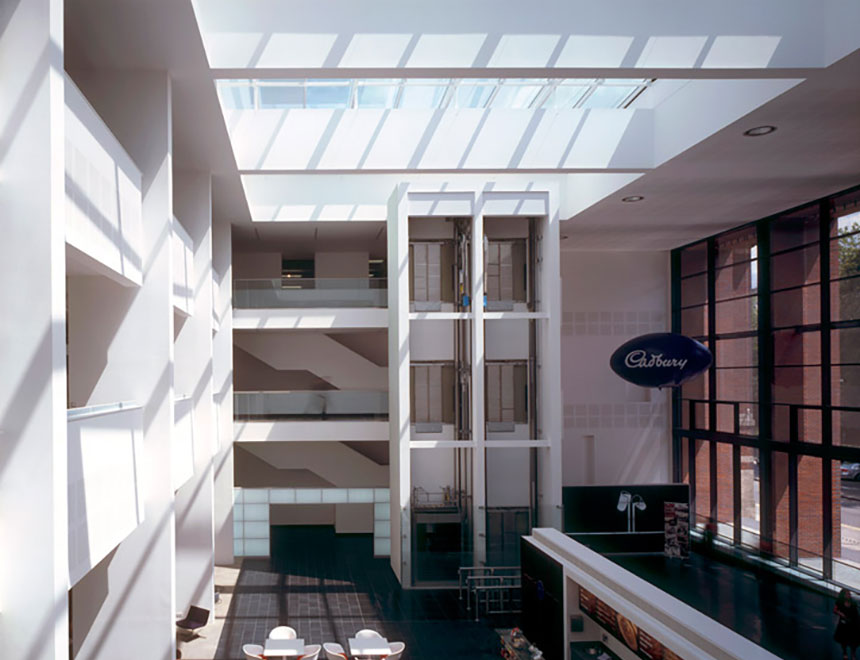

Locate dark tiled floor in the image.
[611,552,842,660]
[215,527,514,659]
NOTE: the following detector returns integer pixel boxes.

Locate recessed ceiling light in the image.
[743,125,777,137]
[622,195,644,203]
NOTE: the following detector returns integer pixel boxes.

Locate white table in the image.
[264,638,306,657]
[348,637,390,657]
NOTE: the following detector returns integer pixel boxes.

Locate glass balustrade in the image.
[233,278,387,308]
[234,390,388,420]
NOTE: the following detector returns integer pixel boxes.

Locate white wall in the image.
[0,3,69,656]
[233,251,281,279]
[173,171,217,620]
[411,448,455,494]
[67,69,176,660]
[240,441,388,487]
[315,250,368,278]
[485,319,530,360]
[561,251,671,487]
[486,448,531,507]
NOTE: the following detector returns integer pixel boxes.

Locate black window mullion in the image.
[672,250,683,482]
[821,198,834,578]
[758,220,775,553]
[708,238,718,524]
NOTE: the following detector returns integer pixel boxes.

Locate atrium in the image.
[2,0,860,659]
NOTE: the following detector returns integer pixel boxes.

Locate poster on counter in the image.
[663,502,690,559]
[578,588,686,660]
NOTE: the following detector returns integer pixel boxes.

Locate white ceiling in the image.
[63,0,860,252]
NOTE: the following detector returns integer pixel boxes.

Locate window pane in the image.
[797,455,824,574]
[492,84,542,109]
[694,440,711,526]
[830,232,860,280]
[716,368,757,403]
[740,447,760,547]
[681,305,707,337]
[834,409,860,447]
[715,226,756,268]
[738,403,759,436]
[680,242,707,277]
[834,459,860,590]
[771,451,790,559]
[716,403,736,433]
[774,329,821,367]
[715,296,756,333]
[680,273,707,307]
[715,336,757,368]
[833,327,860,365]
[218,83,254,109]
[715,443,734,537]
[771,244,820,290]
[456,84,494,108]
[834,365,860,408]
[773,367,821,406]
[259,84,303,108]
[716,262,756,301]
[691,401,709,430]
[772,285,820,328]
[771,204,819,252]
[832,276,860,322]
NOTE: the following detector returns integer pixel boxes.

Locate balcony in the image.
[235,390,388,421]
[234,278,386,309]
[68,402,144,586]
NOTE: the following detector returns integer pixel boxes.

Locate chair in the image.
[323,642,347,660]
[242,643,264,660]
[269,625,298,639]
[355,629,383,639]
[176,606,210,637]
[386,641,406,660]
[300,643,322,660]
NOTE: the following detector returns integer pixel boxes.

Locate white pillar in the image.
[471,205,487,565]
[173,171,216,617]
[0,0,68,657]
[213,217,235,565]
[66,70,176,660]
[387,184,411,585]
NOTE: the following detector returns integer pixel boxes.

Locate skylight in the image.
[217,78,653,111]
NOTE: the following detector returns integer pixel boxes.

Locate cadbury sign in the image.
[610,333,711,389]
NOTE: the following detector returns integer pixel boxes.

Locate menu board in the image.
[578,588,685,660]
[663,502,690,559]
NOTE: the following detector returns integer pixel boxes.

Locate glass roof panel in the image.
[456,83,495,109]
[217,82,254,110]
[492,83,542,109]
[306,80,351,108]
[357,83,400,108]
[399,84,447,109]
[543,85,589,109]
[258,84,303,109]
[580,84,638,109]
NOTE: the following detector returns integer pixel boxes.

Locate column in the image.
[0,0,68,657]
[471,205,487,565]
[387,183,411,585]
[173,171,216,617]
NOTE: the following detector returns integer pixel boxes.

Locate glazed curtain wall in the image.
[672,184,860,585]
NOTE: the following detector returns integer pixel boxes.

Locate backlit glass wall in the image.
[672,185,860,586]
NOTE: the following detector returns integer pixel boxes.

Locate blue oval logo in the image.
[609,333,711,389]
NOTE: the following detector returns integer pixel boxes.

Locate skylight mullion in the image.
[484,83,502,108]
[349,80,357,109]
[575,84,598,109]
[533,81,556,110]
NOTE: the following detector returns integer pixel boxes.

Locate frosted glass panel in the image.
[244,489,268,503]
[234,504,245,521]
[296,489,322,503]
[244,503,269,521]
[234,522,243,537]
[374,488,390,502]
[323,489,348,503]
[374,538,391,556]
[374,521,391,537]
[374,502,390,520]
[234,539,244,556]
[233,488,244,503]
[244,521,269,538]
[270,488,296,503]
[349,488,374,503]
[245,539,269,556]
